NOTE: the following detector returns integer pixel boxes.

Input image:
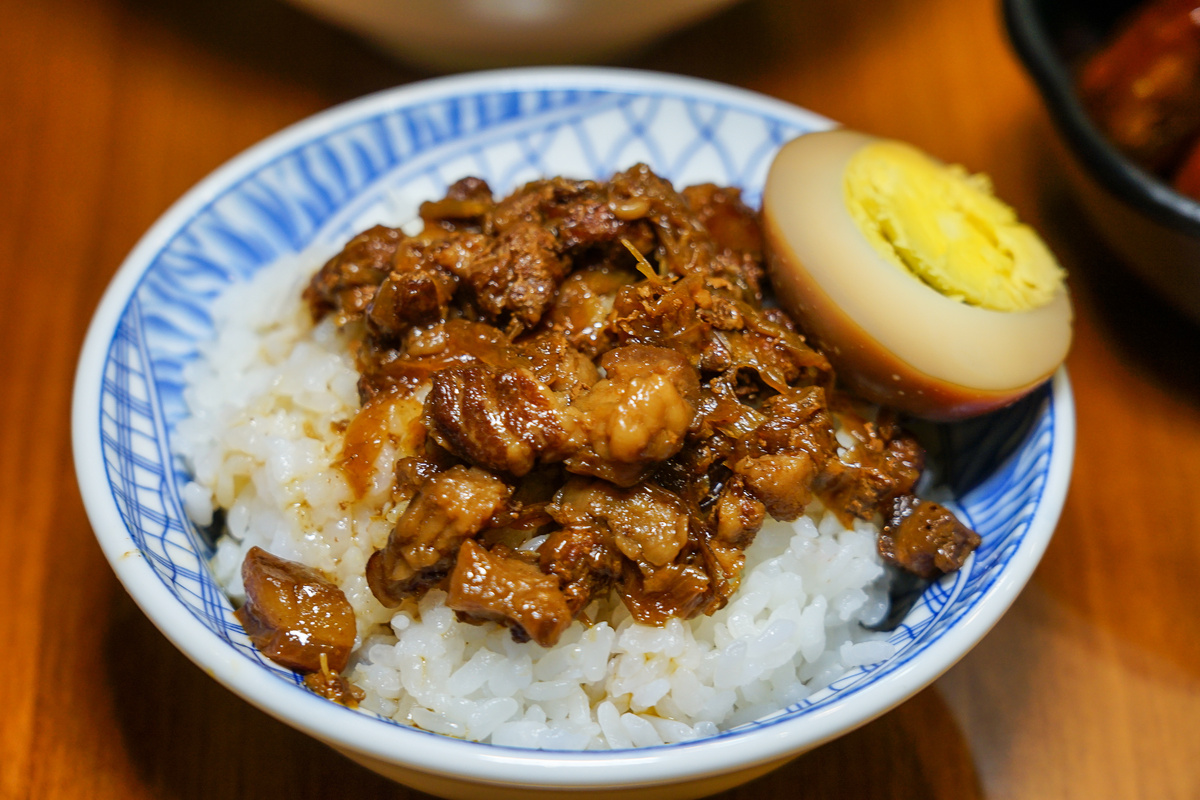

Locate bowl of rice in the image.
[72,67,1074,800]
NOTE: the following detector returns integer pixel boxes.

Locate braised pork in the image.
[367,465,511,606]
[447,540,575,646]
[235,547,357,674]
[287,164,984,645]
[879,495,981,579]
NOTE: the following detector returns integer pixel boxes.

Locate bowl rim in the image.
[72,65,1076,790]
[1002,0,1200,238]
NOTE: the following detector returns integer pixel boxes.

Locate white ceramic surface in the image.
[72,67,1075,799]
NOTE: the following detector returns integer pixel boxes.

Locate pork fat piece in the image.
[235,547,357,674]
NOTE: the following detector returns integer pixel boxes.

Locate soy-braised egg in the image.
[763,129,1072,421]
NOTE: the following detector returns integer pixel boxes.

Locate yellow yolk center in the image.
[843,141,1065,312]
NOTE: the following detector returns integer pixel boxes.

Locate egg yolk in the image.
[843,141,1065,312]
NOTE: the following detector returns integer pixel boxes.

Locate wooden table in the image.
[4,0,1198,797]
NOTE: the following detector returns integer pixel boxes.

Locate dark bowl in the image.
[1003,0,1200,323]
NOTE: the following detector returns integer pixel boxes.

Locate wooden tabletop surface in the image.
[4,0,1199,797]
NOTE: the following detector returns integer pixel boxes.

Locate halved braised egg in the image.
[763,129,1072,421]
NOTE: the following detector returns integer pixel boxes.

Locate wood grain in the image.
[4,0,1198,797]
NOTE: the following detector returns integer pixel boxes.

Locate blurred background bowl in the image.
[1003,0,1200,324]
[283,0,745,71]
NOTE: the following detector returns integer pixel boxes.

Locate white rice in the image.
[174,251,896,750]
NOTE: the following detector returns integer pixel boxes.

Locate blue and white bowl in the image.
[72,67,1074,800]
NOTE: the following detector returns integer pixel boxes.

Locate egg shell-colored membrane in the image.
[763,129,1072,421]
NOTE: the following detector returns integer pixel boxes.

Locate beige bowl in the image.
[286,0,744,71]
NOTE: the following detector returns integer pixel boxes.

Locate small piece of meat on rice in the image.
[540,263,639,358]
[548,478,691,569]
[303,224,404,324]
[453,221,568,328]
[564,345,700,487]
[550,185,630,251]
[365,236,486,340]
[610,274,709,359]
[707,305,833,393]
[366,465,512,606]
[366,266,456,340]
[681,183,764,260]
[487,177,595,232]
[419,176,495,232]
[509,331,600,397]
[606,164,713,277]
[610,273,829,394]
[878,495,981,578]
[619,550,714,625]
[235,546,357,674]
[304,667,365,708]
[712,475,767,552]
[817,414,925,524]
[730,452,817,522]
[447,540,575,646]
[486,175,648,252]
[753,385,838,459]
[424,364,582,476]
[537,525,623,615]
[547,478,715,623]
[730,386,838,520]
[704,474,767,603]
